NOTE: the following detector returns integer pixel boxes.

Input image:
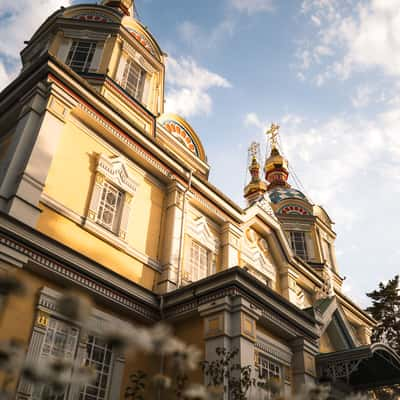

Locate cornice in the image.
[0,212,159,322]
[162,267,319,341]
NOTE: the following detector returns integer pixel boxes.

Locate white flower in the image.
[183,384,210,400]
[57,292,92,324]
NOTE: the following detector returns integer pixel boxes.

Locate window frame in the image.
[188,239,211,282]
[17,287,125,400]
[289,231,308,260]
[65,40,97,74]
[120,58,147,102]
[85,155,138,242]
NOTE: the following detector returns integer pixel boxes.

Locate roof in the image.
[268,187,309,204]
[317,343,400,390]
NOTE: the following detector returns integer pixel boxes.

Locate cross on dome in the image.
[266,122,280,150]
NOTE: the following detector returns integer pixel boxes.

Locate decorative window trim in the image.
[241,232,276,283]
[17,287,126,400]
[186,216,219,253]
[255,333,293,367]
[120,42,157,74]
[85,154,139,241]
[58,36,105,74]
[289,231,308,260]
[183,216,219,282]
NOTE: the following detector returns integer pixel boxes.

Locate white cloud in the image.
[165,56,231,118]
[244,112,265,130]
[0,0,71,90]
[230,0,275,14]
[351,85,373,108]
[0,63,12,91]
[178,18,235,50]
[298,0,400,83]
[243,105,400,231]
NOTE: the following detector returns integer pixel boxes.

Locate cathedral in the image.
[0,0,399,399]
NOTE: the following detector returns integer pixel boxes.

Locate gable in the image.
[316,297,359,352]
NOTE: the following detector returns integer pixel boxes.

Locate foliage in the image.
[202,347,268,400]
[125,370,147,400]
[366,275,400,399]
[366,275,400,353]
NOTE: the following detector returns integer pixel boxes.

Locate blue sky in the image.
[1,0,399,306]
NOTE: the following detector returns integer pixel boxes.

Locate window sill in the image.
[40,194,161,273]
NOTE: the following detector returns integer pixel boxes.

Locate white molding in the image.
[97,153,139,195]
[40,193,162,272]
[62,28,110,41]
[187,215,219,253]
[241,233,277,282]
[256,332,293,366]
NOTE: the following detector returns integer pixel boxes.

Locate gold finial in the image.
[266,123,280,150]
[102,0,134,16]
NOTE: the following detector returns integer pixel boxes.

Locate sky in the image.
[0,0,399,307]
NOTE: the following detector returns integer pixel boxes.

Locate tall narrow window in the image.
[189,241,209,282]
[32,318,80,400]
[66,41,97,73]
[79,336,113,400]
[120,59,147,102]
[289,231,308,260]
[323,239,334,268]
[96,181,123,234]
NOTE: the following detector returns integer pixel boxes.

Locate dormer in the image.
[20,0,165,118]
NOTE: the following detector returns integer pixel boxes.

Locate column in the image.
[221,222,242,269]
[0,82,76,227]
[157,181,186,293]
[199,296,261,399]
[280,265,299,305]
[290,337,319,390]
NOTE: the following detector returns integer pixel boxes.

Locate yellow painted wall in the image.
[173,317,204,383]
[319,332,335,353]
[37,206,157,289]
[37,118,165,288]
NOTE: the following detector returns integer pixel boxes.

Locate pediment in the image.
[187,216,219,252]
[315,297,359,351]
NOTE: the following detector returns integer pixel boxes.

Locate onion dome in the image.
[264,147,290,190]
[244,154,267,204]
[264,124,290,190]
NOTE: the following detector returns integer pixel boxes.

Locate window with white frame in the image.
[96,181,123,234]
[79,336,113,400]
[31,317,114,400]
[188,240,209,282]
[32,318,80,400]
[86,155,138,241]
[120,58,147,102]
[258,354,282,383]
[65,41,97,73]
[289,231,308,260]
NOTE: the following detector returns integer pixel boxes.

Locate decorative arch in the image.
[158,114,207,162]
[63,5,122,23]
[122,18,163,61]
[278,204,311,216]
